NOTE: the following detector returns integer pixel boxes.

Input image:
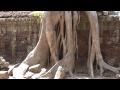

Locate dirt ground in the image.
[64,63,119,79]
[65,71,118,79]
[65,71,119,79]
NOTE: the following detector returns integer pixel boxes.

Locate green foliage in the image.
[30,11,44,22]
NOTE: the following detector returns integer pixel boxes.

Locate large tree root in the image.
[12,18,50,79]
[54,66,66,79]
[13,63,29,79]
[38,55,75,79]
[13,11,120,79]
[13,11,117,79]
[97,58,120,76]
[12,11,78,79]
[37,11,79,79]
[86,11,120,78]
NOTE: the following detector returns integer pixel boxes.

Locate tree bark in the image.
[13,16,50,79]
[12,11,78,79]
[12,11,120,79]
[38,11,77,79]
[86,11,120,77]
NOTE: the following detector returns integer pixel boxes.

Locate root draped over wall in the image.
[11,11,120,79]
[0,12,120,78]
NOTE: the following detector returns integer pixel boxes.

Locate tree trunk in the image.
[12,11,120,79]
[38,11,78,79]
[12,11,79,79]
[13,16,50,79]
[86,11,120,78]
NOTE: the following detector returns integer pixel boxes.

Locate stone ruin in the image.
[0,56,9,79]
[0,56,46,79]
[0,11,120,79]
[0,56,9,70]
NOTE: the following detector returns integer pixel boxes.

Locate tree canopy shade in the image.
[12,11,120,79]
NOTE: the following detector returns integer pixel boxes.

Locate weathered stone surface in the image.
[4,62,9,67]
[54,66,66,79]
[116,74,120,79]
[0,57,9,70]
[0,60,6,65]
[24,71,34,79]
[13,63,29,79]
[8,63,20,75]
[29,64,41,73]
[1,62,9,68]
[0,57,6,65]
[103,11,109,15]
[40,68,47,75]
[9,76,15,79]
[31,73,40,79]
[31,68,47,79]
[0,13,40,64]
[0,71,9,79]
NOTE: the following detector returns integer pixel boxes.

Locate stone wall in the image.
[76,12,120,72]
[0,12,120,67]
[0,17,40,64]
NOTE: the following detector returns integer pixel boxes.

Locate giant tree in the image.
[12,11,120,79]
